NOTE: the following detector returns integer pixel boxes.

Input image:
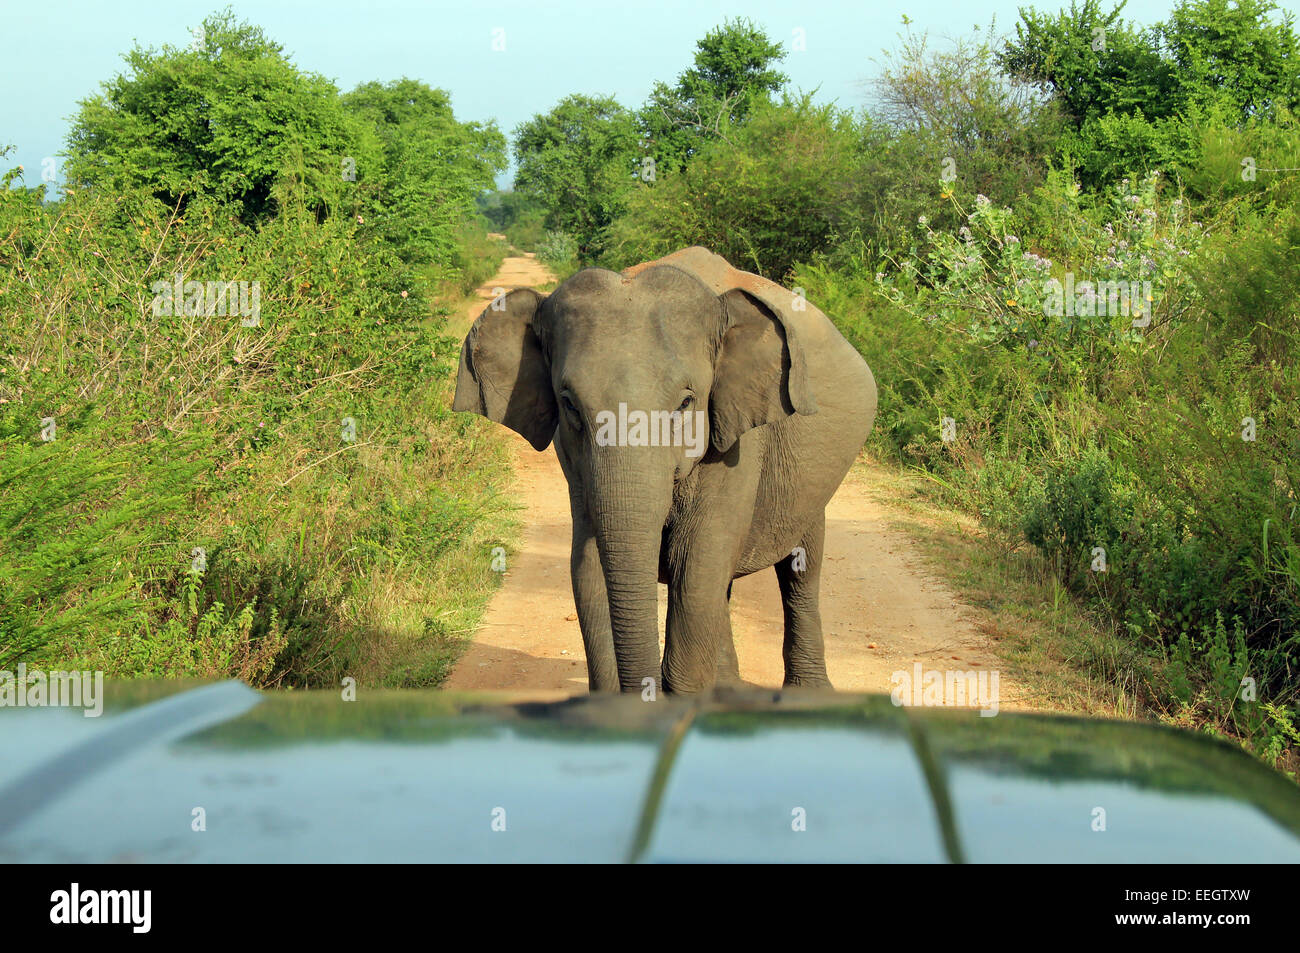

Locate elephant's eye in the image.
[678,395,694,412]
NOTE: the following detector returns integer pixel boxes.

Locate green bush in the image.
[446,219,507,295]
[0,428,207,668]
[0,134,510,685]
[1181,109,1300,211]
[1020,447,1134,590]
[535,230,580,279]
[796,162,1298,767]
[878,168,1204,389]
[605,95,862,279]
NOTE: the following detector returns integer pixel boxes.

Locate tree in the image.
[64,10,357,224]
[1160,0,1300,121]
[512,95,640,258]
[999,0,1300,186]
[874,24,1065,207]
[998,1,1186,185]
[343,78,505,265]
[639,18,789,173]
[999,0,1176,126]
[607,96,861,280]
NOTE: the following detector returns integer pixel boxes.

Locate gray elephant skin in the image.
[453,246,877,694]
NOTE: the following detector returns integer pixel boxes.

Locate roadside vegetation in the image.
[0,10,514,688]
[490,3,1300,774]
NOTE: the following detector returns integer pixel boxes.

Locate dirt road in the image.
[444,254,1025,708]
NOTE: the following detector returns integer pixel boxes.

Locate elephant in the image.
[453,246,877,694]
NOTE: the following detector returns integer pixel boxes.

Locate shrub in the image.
[535,230,580,279]
[797,158,1297,767]
[0,158,511,686]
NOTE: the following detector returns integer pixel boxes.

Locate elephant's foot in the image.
[782,673,833,690]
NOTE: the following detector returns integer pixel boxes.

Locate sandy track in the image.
[444,255,1025,708]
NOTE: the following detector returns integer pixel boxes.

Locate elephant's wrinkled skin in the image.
[453,247,876,694]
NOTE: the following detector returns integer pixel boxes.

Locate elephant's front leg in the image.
[774,511,832,688]
[570,505,620,692]
[719,582,741,683]
[663,539,738,694]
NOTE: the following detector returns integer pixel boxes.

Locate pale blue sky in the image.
[3,0,1296,190]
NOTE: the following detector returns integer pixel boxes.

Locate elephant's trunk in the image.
[589,451,673,693]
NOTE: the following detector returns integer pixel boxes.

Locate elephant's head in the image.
[453,253,816,691]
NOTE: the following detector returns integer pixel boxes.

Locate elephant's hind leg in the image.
[774,511,832,689]
[664,548,740,695]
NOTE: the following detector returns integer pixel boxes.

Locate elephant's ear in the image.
[452,288,557,451]
[709,287,817,453]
